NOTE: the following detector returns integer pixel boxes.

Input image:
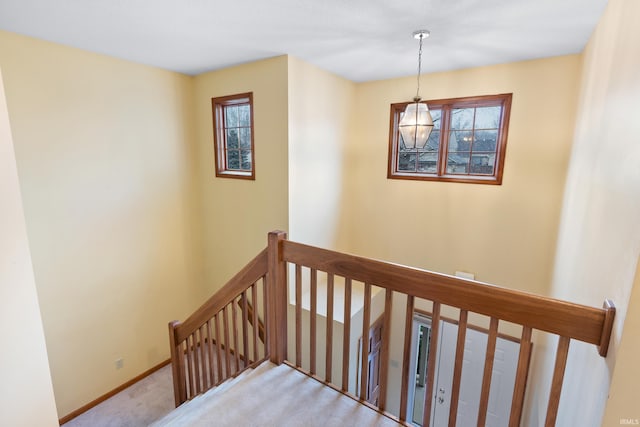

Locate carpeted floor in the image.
[151,361,403,427]
[62,360,403,427]
[62,364,175,427]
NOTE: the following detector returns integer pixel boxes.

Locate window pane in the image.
[424,130,440,151]
[418,152,438,173]
[451,108,474,130]
[398,152,415,171]
[470,153,496,175]
[399,132,407,150]
[475,106,501,129]
[449,130,473,151]
[226,129,239,149]
[474,130,498,152]
[446,152,470,174]
[240,150,252,170]
[225,106,238,128]
[239,128,251,149]
[388,94,511,184]
[238,104,250,126]
[227,150,240,170]
[213,92,255,179]
[430,109,442,130]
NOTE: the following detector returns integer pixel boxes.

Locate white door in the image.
[433,322,520,427]
[408,319,520,427]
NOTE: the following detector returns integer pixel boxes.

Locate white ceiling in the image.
[0,0,608,82]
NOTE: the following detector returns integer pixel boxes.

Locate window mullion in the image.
[439,106,452,177]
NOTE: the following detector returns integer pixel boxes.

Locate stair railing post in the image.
[168,320,187,406]
[267,230,288,364]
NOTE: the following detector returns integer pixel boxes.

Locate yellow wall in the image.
[192,56,289,297]
[2,11,632,421]
[0,68,59,426]
[345,55,581,297]
[548,0,640,424]
[604,258,640,424]
[287,56,355,251]
[0,31,203,417]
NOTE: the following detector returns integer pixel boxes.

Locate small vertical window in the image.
[212,92,255,179]
[388,93,512,184]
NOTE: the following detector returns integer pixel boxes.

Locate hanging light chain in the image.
[415,33,424,101]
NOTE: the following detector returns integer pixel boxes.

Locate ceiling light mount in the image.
[412,30,430,40]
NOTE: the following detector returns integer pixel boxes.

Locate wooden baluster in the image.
[232,298,240,372]
[422,302,441,427]
[192,331,202,394]
[448,310,468,427]
[310,268,317,375]
[545,336,570,427]
[509,326,532,426]
[198,325,208,390]
[261,276,269,360]
[206,320,215,387]
[477,317,499,427]
[342,278,352,392]
[185,334,195,399]
[223,306,231,378]
[295,264,302,368]
[241,291,250,365]
[326,273,334,383]
[252,283,259,362]
[399,295,414,422]
[378,289,393,411]
[214,313,223,383]
[359,283,372,401]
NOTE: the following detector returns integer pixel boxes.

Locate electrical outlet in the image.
[455,271,475,281]
[115,358,124,370]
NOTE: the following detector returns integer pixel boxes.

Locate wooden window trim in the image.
[212,92,255,180]
[388,93,512,185]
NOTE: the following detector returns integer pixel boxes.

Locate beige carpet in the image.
[151,361,403,427]
[62,364,175,427]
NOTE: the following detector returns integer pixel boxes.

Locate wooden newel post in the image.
[168,320,186,406]
[267,230,288,364]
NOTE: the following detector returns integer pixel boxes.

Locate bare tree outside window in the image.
[389,93,512,185]
[212,93,255,180]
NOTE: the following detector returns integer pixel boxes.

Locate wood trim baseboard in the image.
[58,358,171,425]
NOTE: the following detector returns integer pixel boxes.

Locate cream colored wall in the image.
[546,0,640,425]
[603,257,640,424]
[0,31,202,417]
[0,68,59,426]
[287,56,355,250]
[346,55,580,296]
[193,56,289,297]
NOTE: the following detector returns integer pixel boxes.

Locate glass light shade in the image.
[399,102,434,149]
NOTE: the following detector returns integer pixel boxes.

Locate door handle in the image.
[437,396,445,404]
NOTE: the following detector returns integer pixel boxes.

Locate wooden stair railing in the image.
[169,231,616,427]
[279,234,615,427]
[168,248,270,406]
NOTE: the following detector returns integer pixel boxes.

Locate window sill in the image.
[388,172,502,185]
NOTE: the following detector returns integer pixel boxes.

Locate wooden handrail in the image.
[169,247,270,405]
[176,248,268,343]
[169,230,616,425]
[281,240,613,351]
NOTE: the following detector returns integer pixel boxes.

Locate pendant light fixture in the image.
[399,30,434,150]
